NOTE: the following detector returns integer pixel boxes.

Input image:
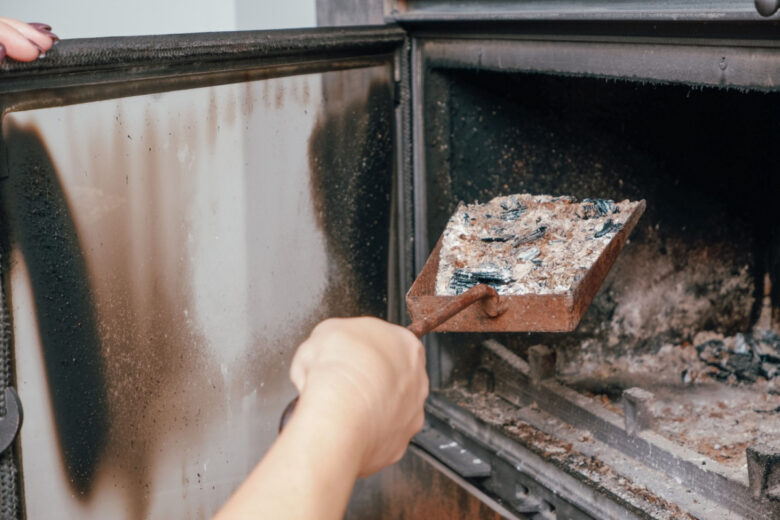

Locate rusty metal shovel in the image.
[279,283,507,431]
[279,199,645,431]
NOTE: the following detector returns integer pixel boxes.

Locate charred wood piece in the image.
[480,234,514,243]
[578,198,619,219]
[513,226,547,246]
[594,219,623,238]
[449,266,513,295]
[499,198,527,221]
[695,332,780,382]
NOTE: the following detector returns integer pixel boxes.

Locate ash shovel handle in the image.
[278,284,504,432]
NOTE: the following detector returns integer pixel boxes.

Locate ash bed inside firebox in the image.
[422,68,780,517]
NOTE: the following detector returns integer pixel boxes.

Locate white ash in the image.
[558,332,780,468]
[435,194,641,296]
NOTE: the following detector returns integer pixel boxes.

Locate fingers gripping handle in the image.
[278,285,504,432]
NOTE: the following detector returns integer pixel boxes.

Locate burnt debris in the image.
[594,219,623,238]
[695,330,780,383]
[577,198,619,220]
[480,234,514,243]
[513,226,547,246]
[450,265,514,295]
[499,198,527,221]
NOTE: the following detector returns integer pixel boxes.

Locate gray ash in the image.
[517,246,541,262]
[435,194,642,296]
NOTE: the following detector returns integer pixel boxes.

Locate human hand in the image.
[290,317,428,477]
[0,18,58,63]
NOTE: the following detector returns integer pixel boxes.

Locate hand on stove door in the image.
[215,317,428,520]
[0,18,58,63]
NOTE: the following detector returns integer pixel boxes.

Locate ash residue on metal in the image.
[0,123,108,497]
[441,386,696,520]
[557,337,780,468]
[308,73,394,317]
[425,70,779,361]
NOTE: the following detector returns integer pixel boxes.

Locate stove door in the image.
[0,26,409,519]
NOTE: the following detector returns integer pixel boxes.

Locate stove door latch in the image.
[0,387,23,455]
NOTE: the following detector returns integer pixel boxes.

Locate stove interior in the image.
[421,67,780,517]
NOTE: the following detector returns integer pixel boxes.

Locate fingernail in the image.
[29,23,53,32]
[27,39,45,58]
[0,44,5,63]
[41,30,60,42]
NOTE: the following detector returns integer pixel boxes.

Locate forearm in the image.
[215,317,427,518]
[215,391,363,520]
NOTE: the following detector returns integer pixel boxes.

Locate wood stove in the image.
[1,2,779,518]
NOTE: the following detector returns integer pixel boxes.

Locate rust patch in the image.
[241,82,253,121]
[274,82,284,110]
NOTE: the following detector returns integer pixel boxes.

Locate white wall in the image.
[1,0,316,38]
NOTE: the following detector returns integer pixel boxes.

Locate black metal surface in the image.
[0,25,405,112]
[421,37,780,91]
[414,426,492,478]
[391,0,778,22]
[423,398,623,520]
[0,258,20,519]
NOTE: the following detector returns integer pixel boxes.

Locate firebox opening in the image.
[424,68,780,382]
[420,68,780,513]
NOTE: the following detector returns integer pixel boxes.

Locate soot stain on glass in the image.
[1,122,109,498]
[308,77,395,319]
